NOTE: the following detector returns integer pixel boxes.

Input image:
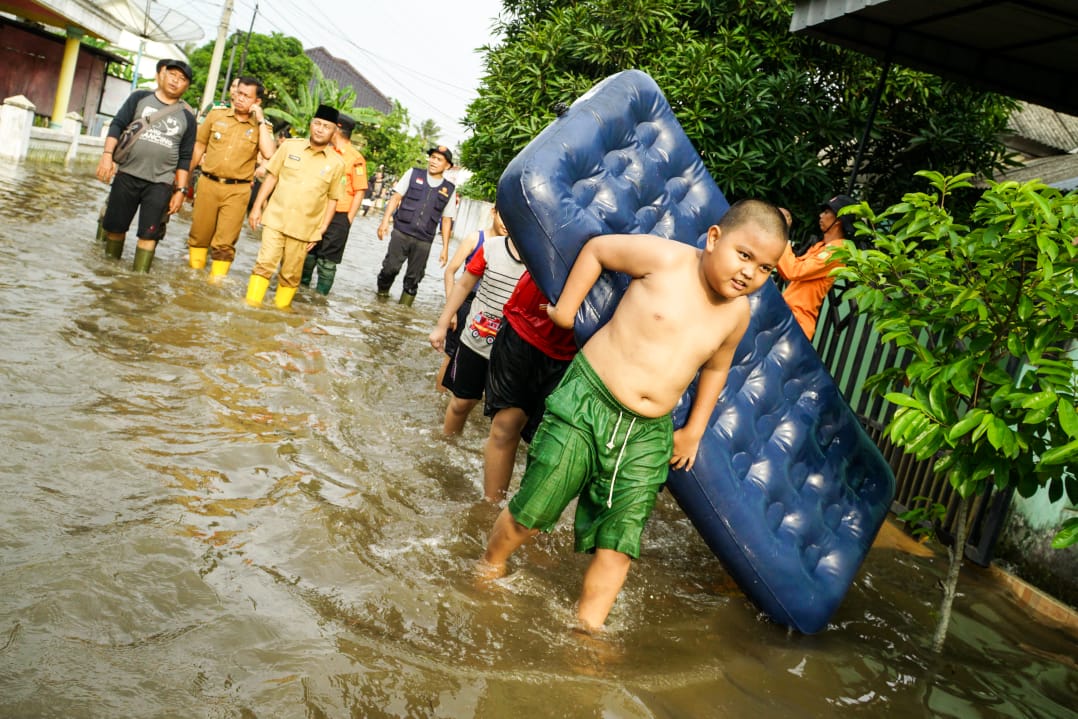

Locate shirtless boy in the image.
[478,199,788,632]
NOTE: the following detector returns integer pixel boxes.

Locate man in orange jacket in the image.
[777,194,856,340]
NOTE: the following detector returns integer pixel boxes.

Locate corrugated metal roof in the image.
[791,0,1078,116]
[1008,103,1078,154]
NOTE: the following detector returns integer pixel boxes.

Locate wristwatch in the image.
[173,186,186,193]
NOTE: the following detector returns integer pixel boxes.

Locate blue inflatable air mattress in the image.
[496,69,895,634]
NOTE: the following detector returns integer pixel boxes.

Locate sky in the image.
[152,0,507,149]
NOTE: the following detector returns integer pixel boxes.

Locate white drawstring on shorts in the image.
[605,411,636,508]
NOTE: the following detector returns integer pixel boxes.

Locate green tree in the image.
[359,100,427,181]
[415,119,443,150]
[461,0,1016,221]
[264,65,384,136]
[184,31,315,111]
[834,172,1078,653]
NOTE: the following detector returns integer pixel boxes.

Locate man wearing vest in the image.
[375,146,458,305]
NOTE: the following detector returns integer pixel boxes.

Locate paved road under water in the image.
[0,162,1075,718]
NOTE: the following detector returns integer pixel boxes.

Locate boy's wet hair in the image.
[717,199,789,243]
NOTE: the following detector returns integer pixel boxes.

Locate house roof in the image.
[1,0,126,42]
[994,152,1078,192]
[790,1,1078,117]
[305,46,392,116]
[1007,104,1078,155]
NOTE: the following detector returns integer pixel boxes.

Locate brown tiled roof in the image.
[305,46,392,116]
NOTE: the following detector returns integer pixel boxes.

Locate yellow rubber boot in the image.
[245,275,270,306]
[274,286,297,309]
[189,247,208,269]
[209,260,232,278]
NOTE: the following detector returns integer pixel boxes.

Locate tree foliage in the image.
[264,65,384,137]
[461,0,1017,229]
[834,172,1078,651]
[184,31,315,111]
[358,101,427,182]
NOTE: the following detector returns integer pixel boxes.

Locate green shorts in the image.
[507,353,674,559]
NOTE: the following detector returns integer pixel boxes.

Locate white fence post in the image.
[0,95,37,162]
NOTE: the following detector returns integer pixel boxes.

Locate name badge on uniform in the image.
[288,154,301,161]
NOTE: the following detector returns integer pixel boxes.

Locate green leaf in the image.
[1051,518,1078,550]
[885,393,927,411]
[1048,477,1063,503]
[947,410,986,442]
[1059,400,1078,440]
[1021,391,1057,410]
[1039,439,1078,466]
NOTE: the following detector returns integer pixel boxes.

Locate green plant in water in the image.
[898,496,947,541]
[834,171,1078,653]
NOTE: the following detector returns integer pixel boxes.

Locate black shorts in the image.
[484,321,573,442]
[443,343,488,401]
[102,172,172,241]
[442,292,475,362]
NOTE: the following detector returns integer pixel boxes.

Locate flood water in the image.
[0,162,1075,718]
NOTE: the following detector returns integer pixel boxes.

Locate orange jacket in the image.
[776,239,844,340]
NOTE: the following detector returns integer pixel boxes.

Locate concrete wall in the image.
[450,197,494,243]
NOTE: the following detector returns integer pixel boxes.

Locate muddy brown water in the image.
[0,163,1075,718]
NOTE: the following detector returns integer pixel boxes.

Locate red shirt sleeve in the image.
[464,243,486,277]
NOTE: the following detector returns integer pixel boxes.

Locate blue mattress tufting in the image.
[497,69,895,633]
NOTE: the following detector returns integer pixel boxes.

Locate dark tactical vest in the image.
[393,170,455,241]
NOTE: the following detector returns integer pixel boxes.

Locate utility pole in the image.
[199,0,235,116]
[238,3,259,76]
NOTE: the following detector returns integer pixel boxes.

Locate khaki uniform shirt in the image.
[334,143,369,213]
[263,138,344,241]
[197,107,261,180]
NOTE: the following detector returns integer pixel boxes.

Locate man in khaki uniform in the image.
[301,112,368,295]
[246,105,344,309]
[186,76,277,278]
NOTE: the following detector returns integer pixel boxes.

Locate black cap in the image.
[313,104,339,124]
[820,194,856,214]
[156,58,193,82]
[336,113,356,136]
[821,194,857,238]
[428,145,453,165]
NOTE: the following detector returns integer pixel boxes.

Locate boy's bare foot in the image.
[474,558,506,584]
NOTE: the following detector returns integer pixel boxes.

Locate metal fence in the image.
[812,286,1012,565]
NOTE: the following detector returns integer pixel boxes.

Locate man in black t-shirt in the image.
[96,59,196,272]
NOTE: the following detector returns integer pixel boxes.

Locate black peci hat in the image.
[313,104,339,124]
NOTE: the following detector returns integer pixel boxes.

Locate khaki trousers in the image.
[253,227,311,289]
[187,178,252,262]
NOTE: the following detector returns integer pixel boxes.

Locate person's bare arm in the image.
[438,216,453,267]
[96,137,119,183]
[377,193,402,240]
[250,105,276,159]
[547,234,670,329]
[168,168,190,214]
[429,271,480,351]
[670,310,749,471]
[347,190,365,224]
[444,231,479,297]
